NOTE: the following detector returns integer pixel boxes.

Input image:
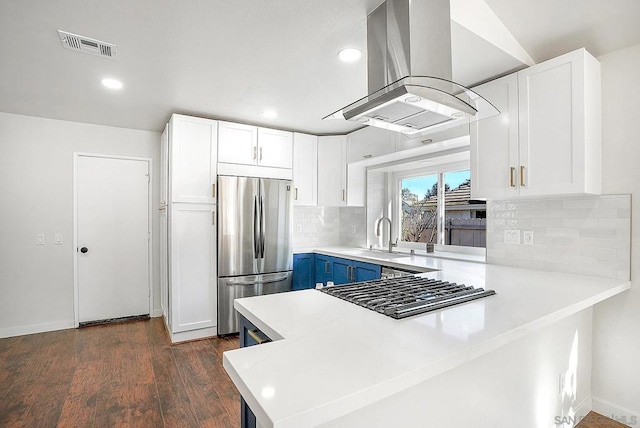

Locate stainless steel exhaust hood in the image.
[324,0,498,135]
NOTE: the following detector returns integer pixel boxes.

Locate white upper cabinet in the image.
[293,132,318,206]
[518,48,601,196]
[170,114,218,204]
[258,127,293,169]
[317,135,347,207]
[217,121,258,166]
[471,73,519,199]
[218,121,293,170]
[471,48,601,199]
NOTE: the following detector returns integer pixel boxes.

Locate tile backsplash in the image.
[486,194,631,280]
[293,206,366,249]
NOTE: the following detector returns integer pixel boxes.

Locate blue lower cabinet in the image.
[315,255,382,285]
[292,253,315,290]
[354,261,381,282]
[238,314,272,428]
[332,258,352,285]
[314,254,333,285]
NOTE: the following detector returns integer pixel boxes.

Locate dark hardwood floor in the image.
[1,319,632,427]
[576,411,631,428]
[0,318,240,427]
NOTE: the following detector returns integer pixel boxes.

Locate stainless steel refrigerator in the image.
[217,175,293,335]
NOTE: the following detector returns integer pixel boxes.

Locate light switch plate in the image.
[54,233,63,245]
[523,231,533,245]
[36,234,45,245]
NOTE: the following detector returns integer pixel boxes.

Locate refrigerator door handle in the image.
[259,196,266,258]
[253,195,259,259]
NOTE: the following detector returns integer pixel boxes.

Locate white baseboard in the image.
[593,397,640,426]
[572,396,593,427]
[0,319,75,339]
[151,308,163,317]
[169,326,218,344]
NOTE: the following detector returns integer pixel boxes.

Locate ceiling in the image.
[1,0,639,135]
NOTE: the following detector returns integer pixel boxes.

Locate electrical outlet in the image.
[36,234,45,246]
[523,231,533,245]
[352,225,357,234]
[504,229,521,245]
[54,233,63,245]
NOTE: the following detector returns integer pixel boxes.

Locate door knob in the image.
[80,247,88,253]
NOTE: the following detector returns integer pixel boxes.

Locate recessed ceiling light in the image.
[262,110,278,119]
[338,48,362,63]
[101,78,123,90]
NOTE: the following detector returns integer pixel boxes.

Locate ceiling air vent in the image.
[57,30,117,59]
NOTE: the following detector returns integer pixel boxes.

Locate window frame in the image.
[391,161,485,256]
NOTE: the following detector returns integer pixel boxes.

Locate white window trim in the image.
[389,160,486,256]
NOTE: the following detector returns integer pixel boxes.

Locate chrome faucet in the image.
[375,216,398,253]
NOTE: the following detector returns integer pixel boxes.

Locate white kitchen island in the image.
[223,256,630,428]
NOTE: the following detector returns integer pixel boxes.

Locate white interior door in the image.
[76,154,151,324]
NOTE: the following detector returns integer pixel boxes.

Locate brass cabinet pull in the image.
[325,261,330,274]
[509,167,516,187]
[247,329,270,345]
[259,147,263,161]
[295,187,298,200]
[342,189,345,201]
[212,211,215,225]
[520,165,526,187]
[212,183,216,198]
[253,146,257,160]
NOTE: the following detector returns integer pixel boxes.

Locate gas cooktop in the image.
[319,276,496,319]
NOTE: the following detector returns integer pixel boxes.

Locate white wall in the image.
[590,43,640,419]
[0,112,161,338]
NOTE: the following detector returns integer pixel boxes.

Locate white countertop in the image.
[223,250,630,428]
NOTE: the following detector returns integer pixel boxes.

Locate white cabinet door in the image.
[317,136,346,207]
[346,126,396,163]
[218,121,258,166]
[293,132,317,206]
[258,127,293,169]
[470,73,519,199]
[170,115,218,204]
[518,48,601,196]
[170,203,217,333]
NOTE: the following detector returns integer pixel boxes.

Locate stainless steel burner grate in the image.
[319,276,496,319]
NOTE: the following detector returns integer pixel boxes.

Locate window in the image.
[398,169,486,249]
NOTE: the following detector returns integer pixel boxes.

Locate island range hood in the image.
[324,0,498,135]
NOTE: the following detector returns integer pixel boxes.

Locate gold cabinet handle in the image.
[212,211,215,225]
[259,147,263,161]
[253,146,257,160]
[247,329,270,345]
[509,167,516,187]
[520,165,526,187]
[212,183,216,198]
[342,189,345,201]
[295,187,299,200]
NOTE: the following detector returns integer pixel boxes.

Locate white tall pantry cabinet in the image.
[162,114,218,343]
